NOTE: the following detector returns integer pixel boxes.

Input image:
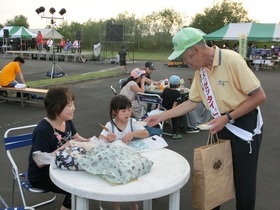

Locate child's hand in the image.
[107,133,116,142]
[122,133,134,143]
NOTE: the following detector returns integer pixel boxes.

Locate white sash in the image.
[200,68,263,142]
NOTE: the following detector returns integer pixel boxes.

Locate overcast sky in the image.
[1,0,279,29]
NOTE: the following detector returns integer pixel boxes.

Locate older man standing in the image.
[145,27,266,210]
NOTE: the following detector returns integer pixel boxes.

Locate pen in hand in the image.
[99,123,116,142]
[99,123,109,132]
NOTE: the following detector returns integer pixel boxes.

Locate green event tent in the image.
[0,26,37,39]
[0,26,37,50]
[204,23,280,42]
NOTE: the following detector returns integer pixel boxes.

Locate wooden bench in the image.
[0,87,48,107]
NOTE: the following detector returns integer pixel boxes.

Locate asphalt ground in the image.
[0,56,279,210]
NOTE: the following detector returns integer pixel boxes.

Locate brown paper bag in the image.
[192,136,235,210]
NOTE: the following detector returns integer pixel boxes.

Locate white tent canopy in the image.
[0,26,37,39]
[204,23,280,42]
[29,28,63,40]
[0,26,37,50]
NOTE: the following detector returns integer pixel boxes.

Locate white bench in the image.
[0,87,48,107]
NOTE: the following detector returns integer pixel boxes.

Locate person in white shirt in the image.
[45,37,53,52]
[71,40,79,53]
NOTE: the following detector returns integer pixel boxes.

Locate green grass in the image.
[27,48,171,62]
[26,70,124,88]
[25,51,171,88]
[91,50,171,62]
[126,51,170,61]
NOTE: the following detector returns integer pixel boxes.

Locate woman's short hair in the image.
[44,86,75,120]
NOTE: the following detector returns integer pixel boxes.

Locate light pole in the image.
[35,6,67,79]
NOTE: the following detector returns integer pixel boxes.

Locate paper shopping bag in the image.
[192,138,235,210]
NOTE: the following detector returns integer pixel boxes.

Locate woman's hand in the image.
[72,133,90,142]
[75,137,90,142]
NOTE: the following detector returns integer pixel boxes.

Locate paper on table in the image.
[127,135,168,152]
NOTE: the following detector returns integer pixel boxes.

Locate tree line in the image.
[1,0,253,52]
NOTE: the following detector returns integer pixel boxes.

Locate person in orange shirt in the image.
[36,31,43,52]
[57,37,66,53]
[0,56,26,87]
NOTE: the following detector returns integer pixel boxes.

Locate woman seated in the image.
[119,68,146,120]
[71,40,79,53]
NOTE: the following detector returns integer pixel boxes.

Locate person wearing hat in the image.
[161,75,200,139]
[161,75,183,139]
[145,27,266,210]
[120,68,146,119]
[143,61,160,86]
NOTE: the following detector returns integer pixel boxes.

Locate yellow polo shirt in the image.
[189,47,261,114]
[0,62,21,86]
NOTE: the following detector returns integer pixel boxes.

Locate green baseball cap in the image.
[168,27,204,60]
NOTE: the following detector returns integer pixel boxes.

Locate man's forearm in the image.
[163,100,198,120]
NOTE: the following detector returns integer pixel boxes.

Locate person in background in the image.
[45,37,53,52]
[99,95,147,210]
[222,42,230,49]
[72,40,79,53]
[36,31,43,52]
[233,43,239,52]
[145,27,266,210]
[272,43,279,57]
[247,42,253,59]
[120,68,146,119]
[28,86,89,210]
[143,61,160,86]
[57,37,66,53]
[185,78,212,131]
[118,45,128,72]
[65,39,72,52]
[246,42,253,68]
[161,75,183,139]
[0,56,26,87]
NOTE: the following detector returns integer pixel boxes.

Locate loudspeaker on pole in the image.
[106,24,124,42]
[76,31,82,40]
[4,29,9,38]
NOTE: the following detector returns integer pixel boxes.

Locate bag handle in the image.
[207,133,219,145]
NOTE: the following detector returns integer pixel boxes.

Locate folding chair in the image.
[110,85,117,95]
[110,78,128,96]
[136,92,166,136]
[0,194,35,210]
[4,125,57,209]
[119,78,128,89]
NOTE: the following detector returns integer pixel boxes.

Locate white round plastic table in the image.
[50,148,190,210]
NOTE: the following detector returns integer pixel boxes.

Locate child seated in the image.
[98,95,149,210]
[161,75,182,139]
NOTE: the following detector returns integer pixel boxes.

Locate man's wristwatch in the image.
[226,112,235,124]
